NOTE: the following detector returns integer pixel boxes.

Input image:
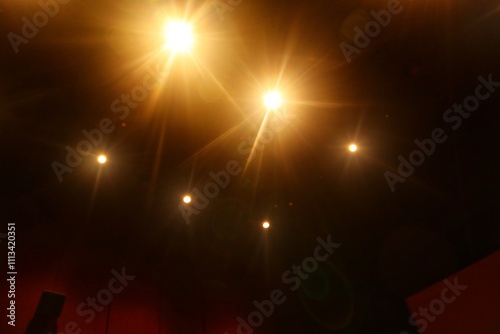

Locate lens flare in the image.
[97,155,107,164]
[264,91,283,110]
[163,20,194,53]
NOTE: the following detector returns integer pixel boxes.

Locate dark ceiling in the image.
[1,0,499,333]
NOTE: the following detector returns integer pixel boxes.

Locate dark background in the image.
[0,0,499,333]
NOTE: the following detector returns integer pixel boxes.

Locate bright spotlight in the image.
[262,221,270,229]
[264,91,283,110]
[97,155,107,164]
[183,195,192,204]
[163,20,194,53]
[348,144,357,152]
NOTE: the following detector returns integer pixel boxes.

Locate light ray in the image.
[179,112,258,167]
[242,111,271,174]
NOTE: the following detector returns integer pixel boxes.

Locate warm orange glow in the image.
[183,195,192,204]
[348,144,357,152]
[163,20,194,53]
[264,91,283,110]
[97,155,107,164]
[262,221,270,229]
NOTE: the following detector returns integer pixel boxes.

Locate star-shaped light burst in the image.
[263,91,283,111]
[163,20,194,54]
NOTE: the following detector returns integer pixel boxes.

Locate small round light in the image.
[263,91,283,110]
[262,221,270,229]
[97,155,107,164]
[183,195,192,204]
[348,144,357,152]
